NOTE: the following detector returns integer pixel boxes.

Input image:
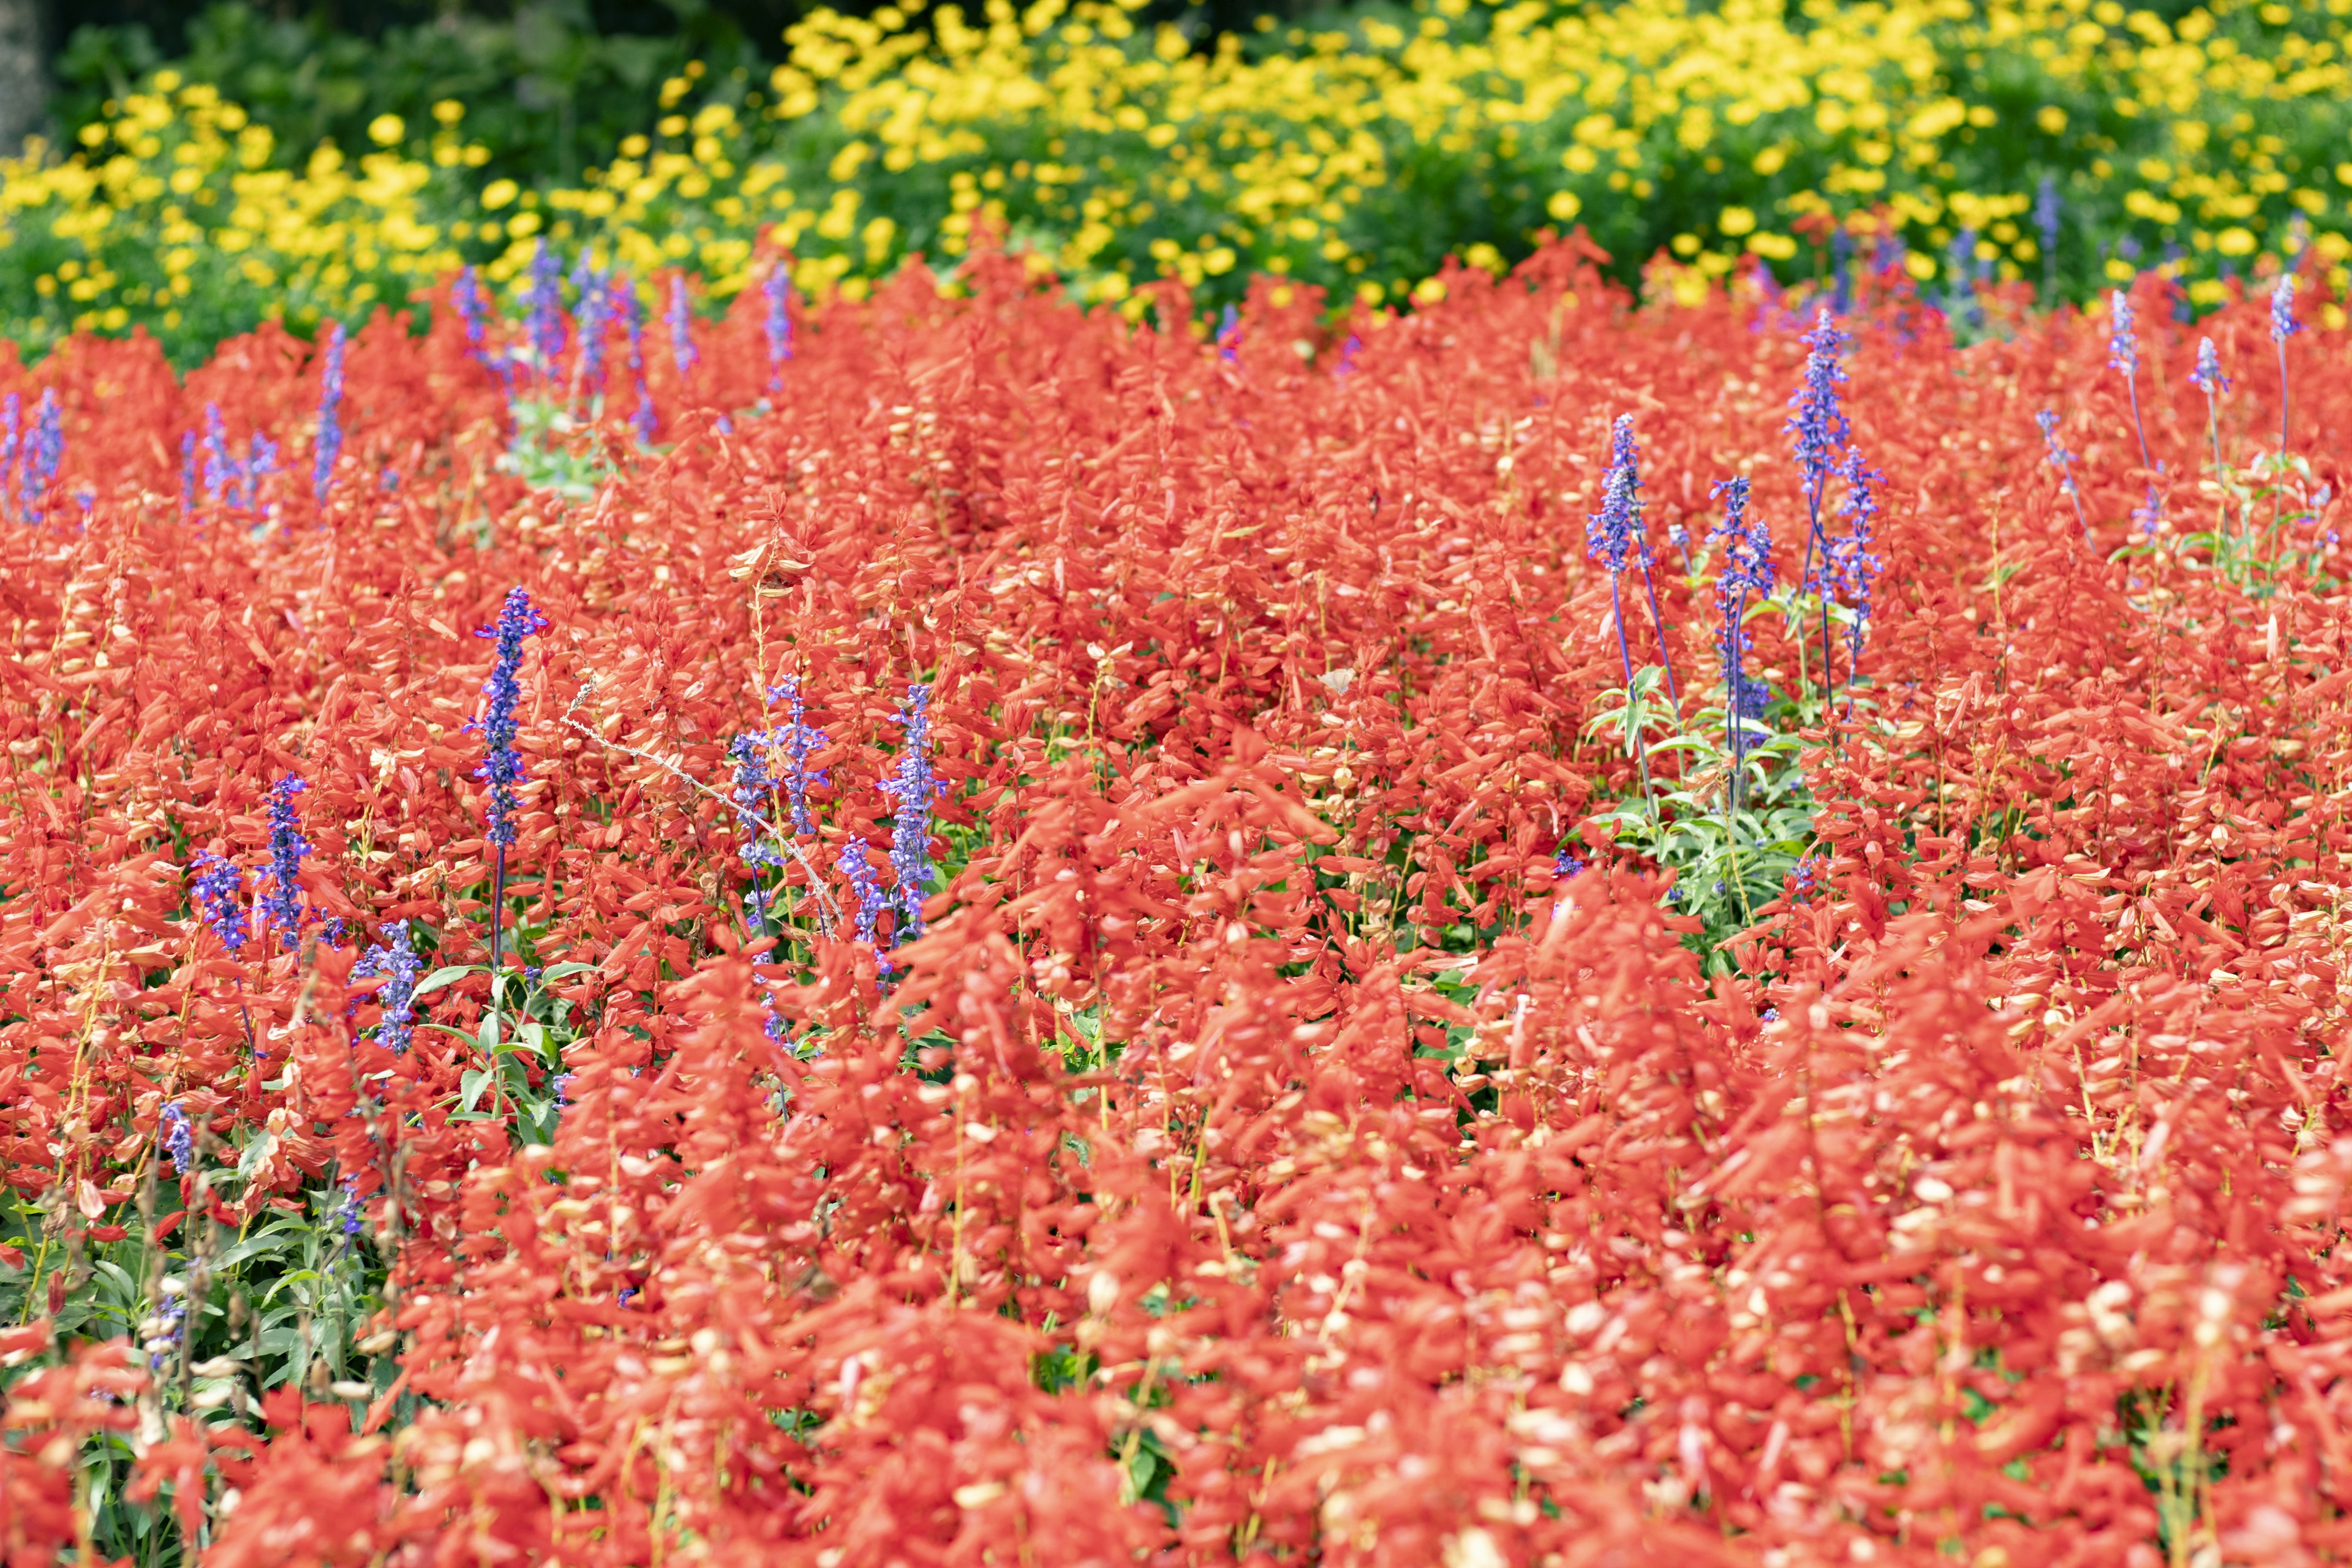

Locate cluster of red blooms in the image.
[1,240,2349,1567]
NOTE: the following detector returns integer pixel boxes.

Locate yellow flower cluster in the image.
[0,75,488,353]
[7,0,2352,358]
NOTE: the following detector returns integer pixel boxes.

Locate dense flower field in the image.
[0,242,2348,1563]
[11,0,2352,362]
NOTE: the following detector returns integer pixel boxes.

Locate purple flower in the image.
[880,684,945,944]
[313,323,346,504]
[2034,176,2060,260]
[200,404,274,511]
[1710,474,1773,733]
[764,265,795,391]
[262,775,311,947]
[2036,410,2092,541]
[1552,848,1588,879]
[1585,413,1646,576]
[668,275,699,382]
[1787,307,1850,525]
[190,851,249,954]
[837,839,888,944]
[470,587,549,848]
[454,266,490,349]
[160,1103,194,1175]
[619,277,656,444]
[2107,289,2138,378]
[770,676,829,836]
[526,241,568,388]
[20,389,61,519]
[1216,304,1241,365]
[2272,273,2302,344]
[1829,452,1884,676]
[352,921,423,1054]
[571,254,611,400]
[2190,337,2228,395]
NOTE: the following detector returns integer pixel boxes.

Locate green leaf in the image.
[412,964,475,1000]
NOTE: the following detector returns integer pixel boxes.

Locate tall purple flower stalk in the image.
[880,683,944,946]
[262,775,311,948]
[571,255,611,404]
[1787,307,1851,686]
[668,275,699,385]
[352,921,423,1053]
[1585,415,1678,703]
[525,241,568,393]
[2272,273,2301,453]
[160,1103,194,1175]
[2109,288,2162,532]
[764,265,795,392]
[190,851,249,954]
[1216,304,1242,365]
[313,323,347,505]
[21,389,61,521]
[837,840,887,945]
[1709,475,1772,813]
[1828,451,1883,693]
[2190,337,2231,530]
[771,676,828,835]
[2035,175,2061,301]
[2036,410,2092,542]
[1788,307,1849,579]
[472,586,548,985]
[619,277,656,444]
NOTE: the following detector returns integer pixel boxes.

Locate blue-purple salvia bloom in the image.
[471,586,549,849]
[160,1102,194,1175]
[837,840,887,945]
[668,275,699,382]
[352,921,423,1053]
[2108,288,2160,525]
[1,394,20,518]
[200,405,277,511]
[1828,451,1883,682]
[619,277,656,444]
[1586,415,1649,696]
[770,676,828,836]
[2190,337,2228,396]
[2190,338,2233,526]
[313,323,346,504]
[20,389,61,519]
[2272,273,2301,450]
[1216,304,1241,365]
[764,265,794,391]
[525,241,568,390]
[727,727,788,929]
[453,266,490,349]
[2107,288,2138,379]
[2037,410,2092,541]
[2034,176,2060,294]
[1787,307,1851,559]
[190,851,249,954]
[571,254,611,402]
[2272,273,2302,345]
[1709,475,1773,719]
[262,775,311,947]
[880,683,944,945]
[1588,415,1678,698]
